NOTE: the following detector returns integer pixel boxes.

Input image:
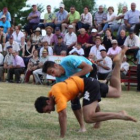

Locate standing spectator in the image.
[12,26,25,49]
[0,50,4,81]
[0,15,11,34]
[0,26,6,50]
[55,3,68,31]
[64,25,77,53]
[53,35,67,55]
[0,7,11,22]
[77,6,92,30]
[97,49,112,80]
[8,50,25,83]
[42,26,53,45]
[39,5,55,29]
[136,49,140,91]
[24,50,39,83]
[117,30,127,47]
[107,40,122,59]
[102,28,116,51]
[24,4,41,35]
[124,3,140,32]
[94,5,107,31]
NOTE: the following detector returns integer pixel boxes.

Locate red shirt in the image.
[77,33,89,44]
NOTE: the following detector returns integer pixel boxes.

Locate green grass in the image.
[0,83,140,140]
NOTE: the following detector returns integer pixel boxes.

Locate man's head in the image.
[45,26,53,35]
[9,35,14,43]
[95,36,102,46]
[42,49,48,57]
[60,50,67,56]
[43,41,48,48]
[100,49,107,58]
[122,6,127,13]
[131,2,136,11]
[46,5,51,13]
[12,50,18,57]
[7,46,13,54]
[70,6,76,14]
[129,31,134,39]
[98,5,104,13]
[59,3,65,12]
[57,35,63,44]
[91,28,98,36]
[1,15,6,23]
[68,25,74,33]
[120,30,126,38]
[79,28,86,36]
[111,40,118,49]
[34,96,55,113]
[3,7,8,13]
[76,43,82,50]
[42,61,64,77]
[55,27,60,35]
[32,4,37,12]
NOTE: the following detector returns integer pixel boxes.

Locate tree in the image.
[62,0,96,14]
[117,2,128,15]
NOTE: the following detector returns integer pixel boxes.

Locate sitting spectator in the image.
[97,49,112,80]
[4,35,20,54]
[90,36,105,59]
[77,28,89,46]
[3,46,13,81]
[60,50,67,56]
[55,3,68,31]
[0,15,11,34]
[0,26,6,49]
[22,39,35,68]
[12,26,25,49]
[39,5,55,29]
[51,27,64,45]
[0,7,11,22]
[8,50,25,83]
[64,25,77,53]
[42,26,53,45]
[94,5,107,31]
[102,28,116,51]
[64,6,80,32]
[124,3,140,32]
[99,6,116,35]
[117,30,127,47]
[24,50,39,83]
[31,27,42,48]
[110,6,128,37]
[77,6,92,30]
[107,40,122,59]
[88,52,97,64]
[33,49,48,84]
[124,31,140,61]
[0,50,4,81]
[69,43,84,56]
[24,4,41,35]
[40,41,53,57]
[120,55,129,79]
[6,26,14,42]
[53,35,67,55]
[136,49,140,91]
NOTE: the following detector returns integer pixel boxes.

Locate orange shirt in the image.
[48,76,84,112]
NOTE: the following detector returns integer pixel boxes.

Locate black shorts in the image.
[83,77,109,106]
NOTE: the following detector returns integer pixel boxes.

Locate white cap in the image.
[59,3,65,8]
[1,15,6,19]
[111,39,118,44]
[91,28,97,32]
[68,25,74,28]
[34,27,41,32]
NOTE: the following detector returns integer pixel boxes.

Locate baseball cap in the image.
[57,35,63,39]
[111,39,118,44]
[100,49,107,52]
[1,15,6,19]
[55,27,60,31]
[59,3,65,8]
[91,28,97,32]
[68,25,74,28]
[7,46,12,49]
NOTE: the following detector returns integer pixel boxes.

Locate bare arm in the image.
[58,109,67,138]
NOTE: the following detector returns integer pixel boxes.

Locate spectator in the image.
[0,15,11,34]
[0,26,6,49]
[94,5,107,31]
[136,49,140,91]
[88,52,97,64]
[8,50,25,83]
[60,50,67,56]
[51,27,64,45]
[24,50,39,83]
[4,35,20,54]
[69,43,84,56]
[124,3,140,32]
[97,49,112,80]
[99,6,116,35]
[39,5,55,29]
[6,26,14,42]
[33,49,48,84]
[124,31,140,61]
[24,4,41,35]
[55,3,68,31]
[77,6,92,30]
[12,26,25,49]
[42,26,53,45]
[107,39,122,59]
[0,7,11,22]
[0,50,4,81]
[117,30,127,47]
[64,25,77,53]
[102,28,116,51]
[90,36,105,59]
[40,41,53,57]
[53,35,67,55]
[22,39,35,67]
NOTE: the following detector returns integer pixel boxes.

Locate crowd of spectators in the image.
[0,2,140,90]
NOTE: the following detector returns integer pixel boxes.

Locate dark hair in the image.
[84,6,89,10]
[42,61,55,73]
[0,26,4,28]
[70,6,75,9]
[34,96,49,113]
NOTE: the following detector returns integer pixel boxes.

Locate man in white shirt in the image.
[97,49,112,80]
[0,51,4,81]
[90,36,105,60]
[64,25,77,54]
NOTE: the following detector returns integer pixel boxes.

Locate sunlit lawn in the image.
[0,83,140,140]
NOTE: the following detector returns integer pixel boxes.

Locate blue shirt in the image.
[56,55,92,82]
[0,20,11,33]
[28,11,41,23]
[56,10,68,23]
[136,50,140,64]
[0,12,11,21]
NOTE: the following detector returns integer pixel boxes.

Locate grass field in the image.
[0,83,140,140]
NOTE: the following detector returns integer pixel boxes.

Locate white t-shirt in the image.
[42,33,54,45]
[69,47,84,56]
[121,61,129,75]
[0,53,4,65]
[0,44,2,52]
[40,46,53,57]
[12,31,24,45]
[4,41,20,52]
[107,46,122,56]
[81,12,93,26]
[107,12,116,24]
